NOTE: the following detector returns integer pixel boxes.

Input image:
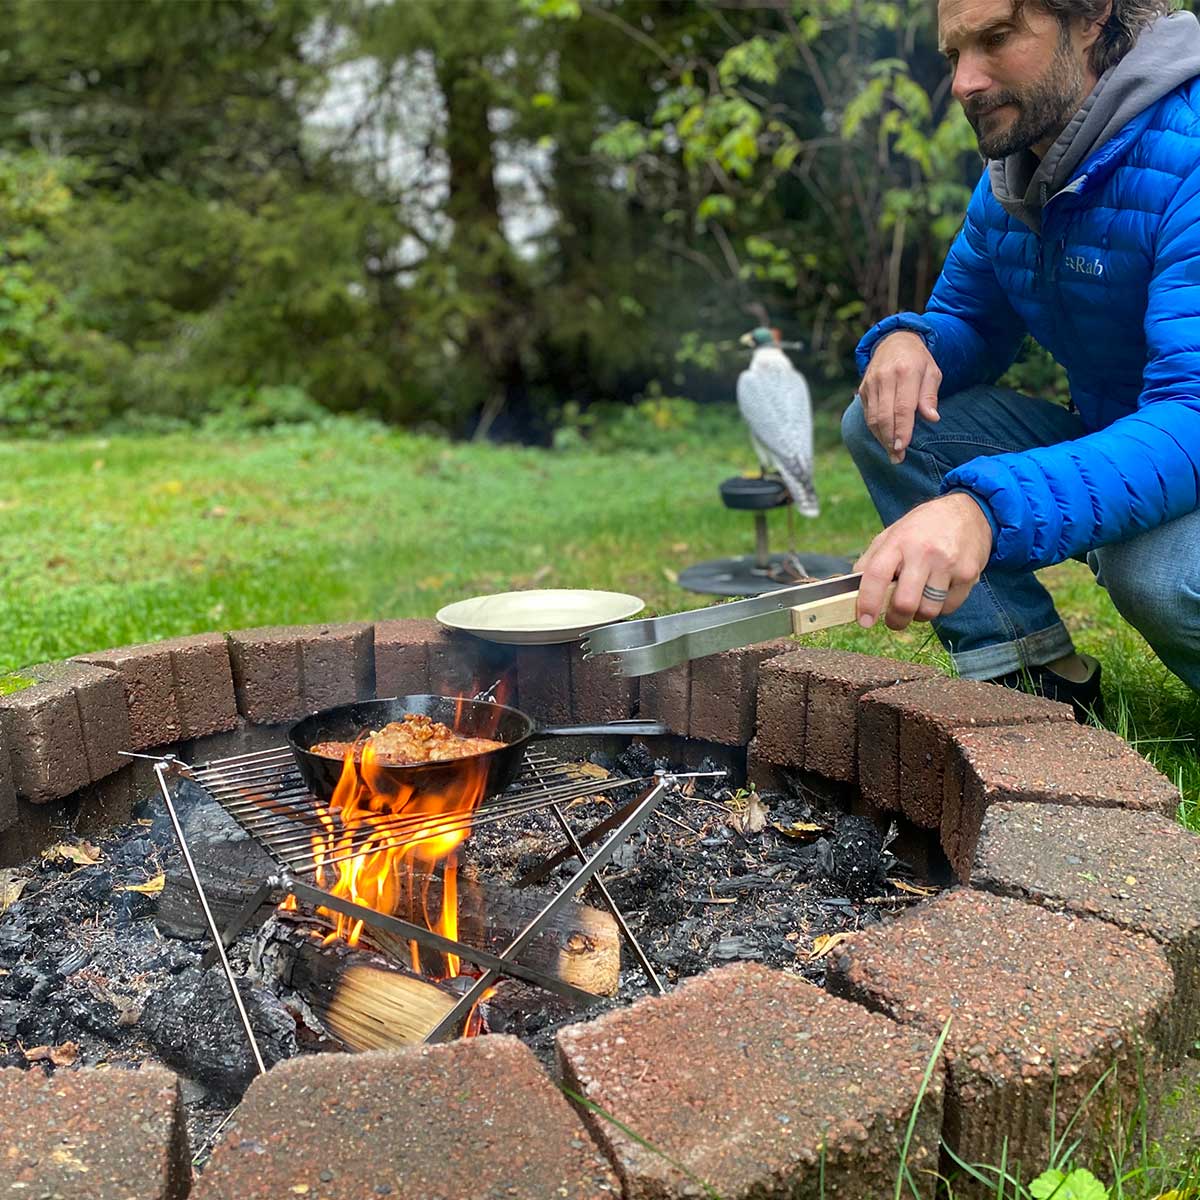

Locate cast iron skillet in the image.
[287,694,665,805]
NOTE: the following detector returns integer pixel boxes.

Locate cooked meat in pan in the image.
[310,712,505,765]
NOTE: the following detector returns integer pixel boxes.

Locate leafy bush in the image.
[998,338,1072,406]
[198,385,334,434]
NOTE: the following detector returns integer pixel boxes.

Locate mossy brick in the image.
[638,662,689,734]
[514,643,573,724]
[858,678,1072,829]
[77,633,237,750]
[227,623,374,723]
[0,661,132,804]
[0,1065,188,1198]
[688,638,791,745]
[558,962,943,1200]
[758,648,938,781]
[569,641,638,722]
[943,722,1180,882]
[973,802,1200,1063]
[827,888,1173,1173]
[194,1037,618,1200]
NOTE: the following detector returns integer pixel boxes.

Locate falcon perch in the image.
[736,327,819,517]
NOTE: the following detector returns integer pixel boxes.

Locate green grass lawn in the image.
[2,406,1197,818]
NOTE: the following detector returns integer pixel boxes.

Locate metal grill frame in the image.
[141,743,699,1072]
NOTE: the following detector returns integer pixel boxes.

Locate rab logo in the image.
[1063,253,1104,277]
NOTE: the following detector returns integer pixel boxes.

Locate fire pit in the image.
[0,619,1196,1199]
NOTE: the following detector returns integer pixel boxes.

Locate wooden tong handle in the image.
[789,583,895,636]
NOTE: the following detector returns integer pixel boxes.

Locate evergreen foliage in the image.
[0,0,999,439]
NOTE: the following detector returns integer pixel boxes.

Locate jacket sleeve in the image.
[943,164,1200,570]
[855,170,1027,394]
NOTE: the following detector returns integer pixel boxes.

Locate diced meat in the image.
[309,713,504,765]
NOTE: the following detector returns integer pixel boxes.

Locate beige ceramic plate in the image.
[436,589,645,645]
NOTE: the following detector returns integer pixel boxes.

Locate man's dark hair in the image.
[1028,0,1174,73]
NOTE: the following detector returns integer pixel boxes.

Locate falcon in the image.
[736,327,819,516]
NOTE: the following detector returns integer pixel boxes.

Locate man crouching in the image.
[846,0,1200,718]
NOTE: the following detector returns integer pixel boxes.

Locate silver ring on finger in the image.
[921,584,950,603]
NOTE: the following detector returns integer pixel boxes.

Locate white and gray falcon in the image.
[736,326,819,516]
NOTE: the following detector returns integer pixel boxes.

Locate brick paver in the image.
[689,639,791,745]
[227,623,374,723]
[827,888,1172,1172]
[78,633,237,749]
[558,962,943,1199]
[195,1037,618,1200]
[0,661,132,804]
[973,802,1200,1063]
[0,1066,188,1198]
[756,648,937,781]
[943,722,1180,881]
[858,677,1072,826]
[637,663,689,734]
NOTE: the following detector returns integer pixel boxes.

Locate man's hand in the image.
[855,492,993,630]
[858,331,942,464]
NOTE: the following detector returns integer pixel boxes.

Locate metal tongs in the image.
[583,572,879,677]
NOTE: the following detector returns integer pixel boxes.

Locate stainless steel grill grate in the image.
[135,742,716,1070]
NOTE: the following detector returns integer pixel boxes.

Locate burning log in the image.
[255,917,464,1049]
[364,872,621,997]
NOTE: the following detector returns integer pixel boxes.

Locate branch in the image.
[579,2,675,69]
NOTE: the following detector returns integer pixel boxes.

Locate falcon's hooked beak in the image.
[738,332,756,348]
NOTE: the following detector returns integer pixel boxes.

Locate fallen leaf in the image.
[24,1042,78,1066]
[0,869,28,913]
[809,931,855,960]
[773,820,827,840]
[731,793,768,834]
[889,879,938,897]
[573,762,610,780]
[661,566,679,584]
[117,873,165,896]
[162,479,183,495]
[527,564,553,585]
[45,841,102,867]
[670,542,690,554]
[203,505,230,519]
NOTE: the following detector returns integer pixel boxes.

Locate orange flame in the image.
[310,731,490,987]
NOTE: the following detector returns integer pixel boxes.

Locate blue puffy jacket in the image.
[856,81,1200,571]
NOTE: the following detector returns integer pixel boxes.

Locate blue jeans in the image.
[842,385,1200,692]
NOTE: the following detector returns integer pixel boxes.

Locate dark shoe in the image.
[987,655,1104,724]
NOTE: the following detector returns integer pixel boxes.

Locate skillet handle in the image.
[536,719,668,738]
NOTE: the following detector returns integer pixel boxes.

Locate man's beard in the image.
[965,31,1086,159]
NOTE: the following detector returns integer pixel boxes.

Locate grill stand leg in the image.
[153,762,268,1077]
[199,879,284,972]
[423,775,674,1043]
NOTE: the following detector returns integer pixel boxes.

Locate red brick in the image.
[558,962,943,1199]
[827,888,1172,1171]
[0,719,14,834]
[0,662,132,804]
[757,648,937,781]
[227,623,374,724]
[0,1065,188,1197]
[944,723,1180,882]
[637,663,689,734]
[195,1037,618,1200]
[973,802,1200,1063]
[373,618,436,697]
[428,633,514,701]
[77,633,236,750]
[514,643,573,724]
[753,656,807,768]
[688,639,791,745]
[859,678,1072,830]
[569,641,638,722]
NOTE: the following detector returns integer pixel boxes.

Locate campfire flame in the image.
[306,685,512,1001]
[312,740,489,977]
